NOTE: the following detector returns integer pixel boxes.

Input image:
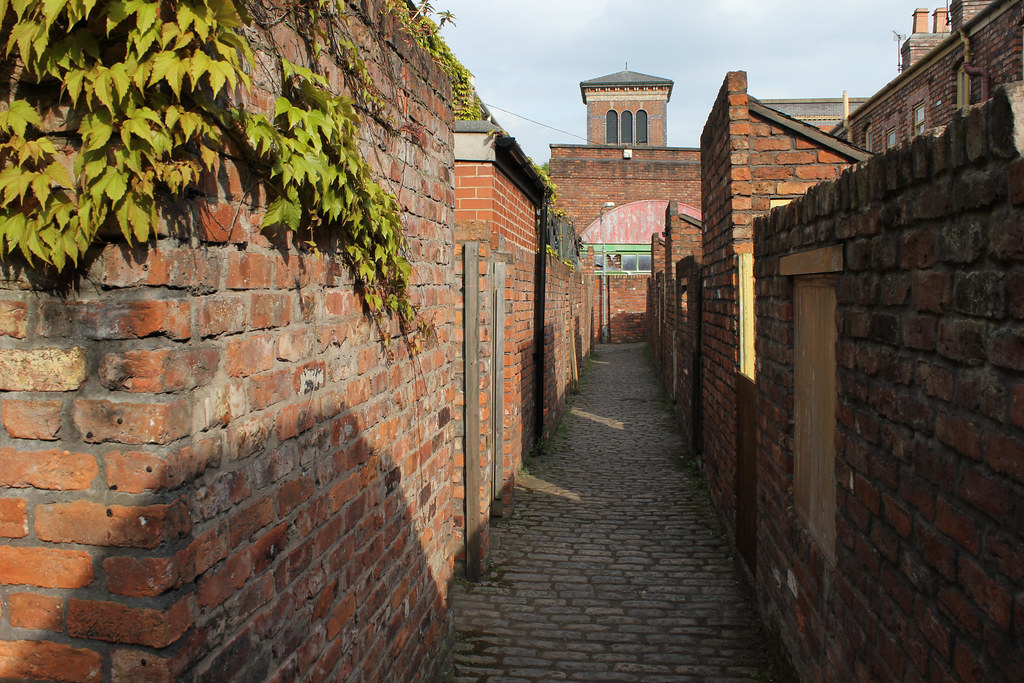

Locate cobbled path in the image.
[451,343,773,682]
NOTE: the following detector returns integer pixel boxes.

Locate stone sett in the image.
[452,343,773,681]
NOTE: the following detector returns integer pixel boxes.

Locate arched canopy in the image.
[580,200,702,245]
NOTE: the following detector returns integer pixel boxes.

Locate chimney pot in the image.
[933,7,950,32]
[913,7,931,33]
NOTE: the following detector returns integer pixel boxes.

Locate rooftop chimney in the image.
[912,7,930,33]
[902,7,949,70]
[950,0,995,32]
[933,7,950,32]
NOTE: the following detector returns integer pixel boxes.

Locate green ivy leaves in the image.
[0,0,419,336]
[0,0,251,268]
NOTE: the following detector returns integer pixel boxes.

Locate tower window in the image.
[636,109,648,144]
[621,110,633,145]
[605,110,619,144]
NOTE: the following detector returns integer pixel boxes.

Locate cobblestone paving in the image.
[451,343,774,682]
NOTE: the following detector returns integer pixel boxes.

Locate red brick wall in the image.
[0,4,457,681]
[848,0,1022,151]
[755,85,1024,682]
[696,71,859,537]
[593,274,648,344]
[453,156,542,571]
[549,145,701,231]
[542,257,593,437]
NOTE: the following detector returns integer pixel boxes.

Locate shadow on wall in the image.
[0,249,455,682]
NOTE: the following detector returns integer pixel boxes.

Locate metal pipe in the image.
[962,62,992,101]
[599,202,614,343]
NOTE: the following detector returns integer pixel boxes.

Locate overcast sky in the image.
[438,0,941,162]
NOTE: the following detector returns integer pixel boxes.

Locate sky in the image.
[437,0,944,163]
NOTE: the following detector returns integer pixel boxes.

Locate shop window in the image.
[636,109,648,144]
[605,110,618,144]
[621,110,633,145]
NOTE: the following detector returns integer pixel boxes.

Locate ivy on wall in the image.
[0,0,423,340]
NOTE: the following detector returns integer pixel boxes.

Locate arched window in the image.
[605,110,619,144]
[621,110,633,145]
[636,109,648,144]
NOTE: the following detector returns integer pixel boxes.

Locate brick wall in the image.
[647,203,703,423]
[542,257,593,436]
[659,71,861,541]
[549,145,701,231]
[453,152,545,573]
[594,274,649,344]
[755,84,1024,681]
[847,0,1022,152]
[0,4,457,681]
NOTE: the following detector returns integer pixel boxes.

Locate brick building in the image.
[549,69,702,344]
[549,69,702,234]
[581,200,700,343]
[837,0,1024,152]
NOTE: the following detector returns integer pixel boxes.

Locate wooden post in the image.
[464,243,481,580]
[491,260,506,508]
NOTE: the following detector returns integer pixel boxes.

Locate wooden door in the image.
[793,276,837,562]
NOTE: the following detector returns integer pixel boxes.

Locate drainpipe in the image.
[962,63,992,101]
[960,32,992,104]
[533,201,548,441]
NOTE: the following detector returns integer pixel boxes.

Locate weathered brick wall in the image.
[549,145,701,231]
[755,84,1024,682]
[847,0,1022,151]
[647,203,703,417]
[453,153,544,572]
[594,275,649,344]
[0,4,457,681]
[542,257,591,437]
[697,71,753,526]
[695,71,860,537]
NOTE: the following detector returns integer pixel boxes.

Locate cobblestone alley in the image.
[451,343,775,681]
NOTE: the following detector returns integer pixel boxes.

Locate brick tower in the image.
[580,70,673,146]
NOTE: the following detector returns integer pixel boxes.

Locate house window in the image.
[636,109,648,144]
[605,110,618,144]
[957,66,971,110]
[621,110,634,145]
[914,103,926,136]
[637,254,652,271]
[864,124,873,152]
[886,128,897,149]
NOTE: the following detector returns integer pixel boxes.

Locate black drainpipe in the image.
[533,200,549,441]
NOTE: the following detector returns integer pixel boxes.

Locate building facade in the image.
[838,0,1024,151]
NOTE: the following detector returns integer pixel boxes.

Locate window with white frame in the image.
[913,103,926,136]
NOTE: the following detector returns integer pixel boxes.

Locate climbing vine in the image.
[0,0,421,339]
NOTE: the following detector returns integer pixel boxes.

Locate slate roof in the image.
[758,98,868,130]
[580,70,674,102]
